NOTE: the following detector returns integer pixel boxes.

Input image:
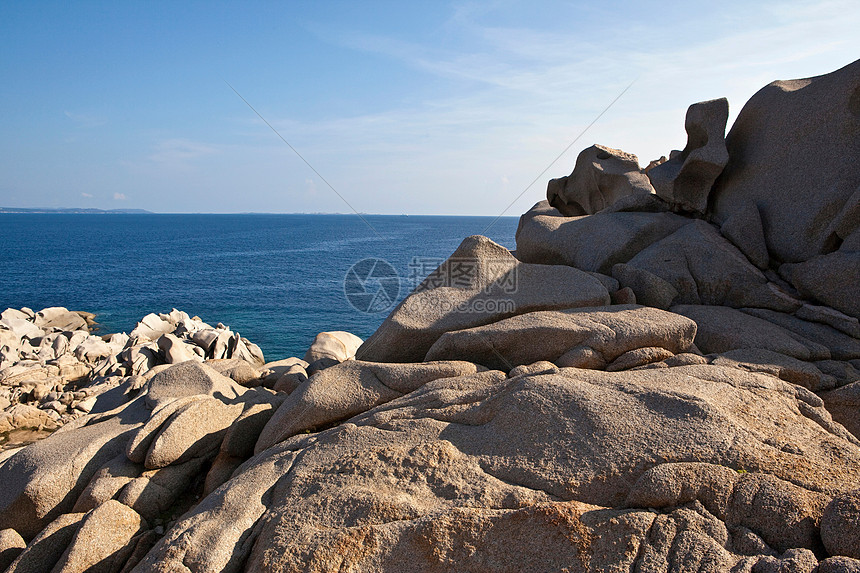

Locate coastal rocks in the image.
[647,98,730,214]
[356,235,610,363]
[423,305,697,371]
[710,59,860,264]
[515,200,691,274]
[719,200,770,269]
[139,363,860,571]
[51,500,147,573]
[0,529,26,570]
[255,359,480,452]
[781,249,860,319]
[3,61,860,571]
[303,331,363,364]
[820,382,860,438]
[671,305,827,360]
[820,491,860,559]
[622,220,800,311]
[546,144,655,216]
[0,307,270,448]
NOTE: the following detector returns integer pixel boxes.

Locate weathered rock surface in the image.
[255,360,481,452]
[648,97,730,213]
[304,331,364,364]
[423,305,696,371]
[711,59,860,264]
[624,220,800,311]
[4,61,860,572]
[546,144,655,216]
[52,500,147,573]
[356,235,610,363]
[516,200,691,274]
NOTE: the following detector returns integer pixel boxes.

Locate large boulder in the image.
[623,220,800,311]
[546,144,655,216]
[647,98,729,214]
[303,331,363,364]
[139,363,860,571]
[781,249,860,319]
[356,235,610,363]
[710,59,860,264]
[33,307,88,333]
[423,305,697,371]
[51,500,147,573]
[0,403,149,540]
[515,200,690,274]
[255,360,481,452]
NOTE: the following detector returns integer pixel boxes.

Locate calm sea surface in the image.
[0,214,518,360]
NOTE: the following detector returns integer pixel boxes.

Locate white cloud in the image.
[81,192,93,198]
[113,193,127,200]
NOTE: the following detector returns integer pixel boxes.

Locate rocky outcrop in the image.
[647,97,730,214]
[711,59,860,265]
[546,144,655,216]
[2,60,860,572]
[356,235,610,363]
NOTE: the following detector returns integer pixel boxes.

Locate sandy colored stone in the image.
[711,348,834,392]
[220,400,282,459]
[53,500,147,573]
[626,462,738,518]
[821,490,860,559]
[255,360,480,453]
[205,358,263,386]
[424,305,695,372]
[357,235,610,363]
[726,472,829,553]
[606,346,675,372]
[272,363,308,394]
[33,307,87,332]
[156,333,201,365]
[0,400,148,539]
[144,397,244,469]
[5,513,84,573]
[116,457,206,522]
[260,357,309,387]
[142,360,247,410]
[818,557,860,573]
[546,144,655,216]
[72,454,143,513]
[782,249,860,320]
[515,200,691,274]
[796,303,860,338]
[742,307,860,361]
[0,528,26,571]
[648,98,729,214]
[304,331,363,364]
[821,381,860,439]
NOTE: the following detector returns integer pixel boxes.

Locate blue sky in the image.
[1,1,858,215]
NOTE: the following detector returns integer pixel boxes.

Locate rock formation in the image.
[1,60,860,572]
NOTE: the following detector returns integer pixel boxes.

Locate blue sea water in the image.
[0,214,518,360]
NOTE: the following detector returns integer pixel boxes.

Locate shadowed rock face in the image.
[3,60,860,573]
[711,59,860,264]
[648,97,729,214]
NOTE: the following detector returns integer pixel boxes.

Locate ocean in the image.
[0,214,518,361]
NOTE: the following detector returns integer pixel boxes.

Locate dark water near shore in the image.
[0,214,518,360]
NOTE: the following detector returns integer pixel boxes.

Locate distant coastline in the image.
[0,207,154,214]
